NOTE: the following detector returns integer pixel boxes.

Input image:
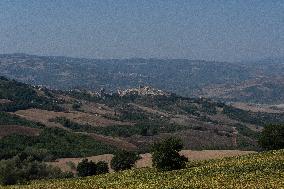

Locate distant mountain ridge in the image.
[0,53,283,104]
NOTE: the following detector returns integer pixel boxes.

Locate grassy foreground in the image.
[2,150,284,189]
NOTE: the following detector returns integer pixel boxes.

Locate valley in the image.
[1,54,283,104]
[1,76,282,162]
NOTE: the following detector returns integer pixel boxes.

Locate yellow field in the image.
[1,150,283,189]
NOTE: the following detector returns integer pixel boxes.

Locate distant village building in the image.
[99,88,106,98]
[117,86,171,97]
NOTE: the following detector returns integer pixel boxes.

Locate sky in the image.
[0,0,283,62]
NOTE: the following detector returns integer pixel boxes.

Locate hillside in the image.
[2,76,284,161]
[1,149,283,189]
[1,54,284,104]
[49,150,255,173]
[198,76,284,104]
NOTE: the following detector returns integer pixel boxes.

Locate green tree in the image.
[110,151,140,171]
[259,124,284,150]
[77,159,97,177]
[151,137,188,171]
[0,155,72,186]
[96,161,109,174]
[0,159,19,185]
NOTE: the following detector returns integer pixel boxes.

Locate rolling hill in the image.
[1,149,283,189]
[1,76,284,162]
[0,54,283,104]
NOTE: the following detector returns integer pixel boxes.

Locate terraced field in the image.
[2,150,283,189]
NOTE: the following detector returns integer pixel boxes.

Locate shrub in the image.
[77,159,97,177]
[110,151,140,171]
[72,103,81,110]
[259,124,284,150]
[151,137,188,171]
[0,159,19,185]
[96,161,109,174]
[0,155,72,186]
[77,159,109,177]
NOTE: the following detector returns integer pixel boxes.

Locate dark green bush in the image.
[110,151,140,171]
[151,137,188,171]
[77,159,97,177]
[77,159,109,177]
[259,124,284,150]
[72,102,81,110]
[0,156,73,186]
[96,161,109,174]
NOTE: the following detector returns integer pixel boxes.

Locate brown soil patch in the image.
[49,154,114,173]
[14,109,65,128]
[136,150,255,168]
[127,129,236,151]
[0,125,41,138]
[79,132,137,151]
[50,150,255,173]
[14,109,133,128]
[81,102,117,116]
[171,115,231,132]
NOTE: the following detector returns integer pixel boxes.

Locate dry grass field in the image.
[0,125,41,138]
[6,150,282,189]
[14,108,132,128]
[82,132,138,151]
[50,150,255,172]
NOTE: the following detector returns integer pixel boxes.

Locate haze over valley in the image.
[1,53,284,105]
[0,0,283,188]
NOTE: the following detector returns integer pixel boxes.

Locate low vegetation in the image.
[223,106,284,126]
[110,151,140,172]
[0,128,117,160]
[259,124,284,150]
[0,76,63,112]
[0,155,72,186]
[1,149,283,188]
[51,116,189,138]
[77,159,108,177]
[0,112,44,129]
[151,137,188,171]
[1,66,284,188]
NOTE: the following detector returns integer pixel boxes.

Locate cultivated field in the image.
[14,108,132,128]
[0,125,40,138]
[50,150,255,172]
[2,150,283,189]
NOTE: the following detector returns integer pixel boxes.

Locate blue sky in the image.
[0,0,283,61]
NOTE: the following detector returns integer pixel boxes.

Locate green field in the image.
[1,150,283,189]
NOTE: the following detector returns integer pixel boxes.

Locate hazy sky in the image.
[0,0,283,61]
